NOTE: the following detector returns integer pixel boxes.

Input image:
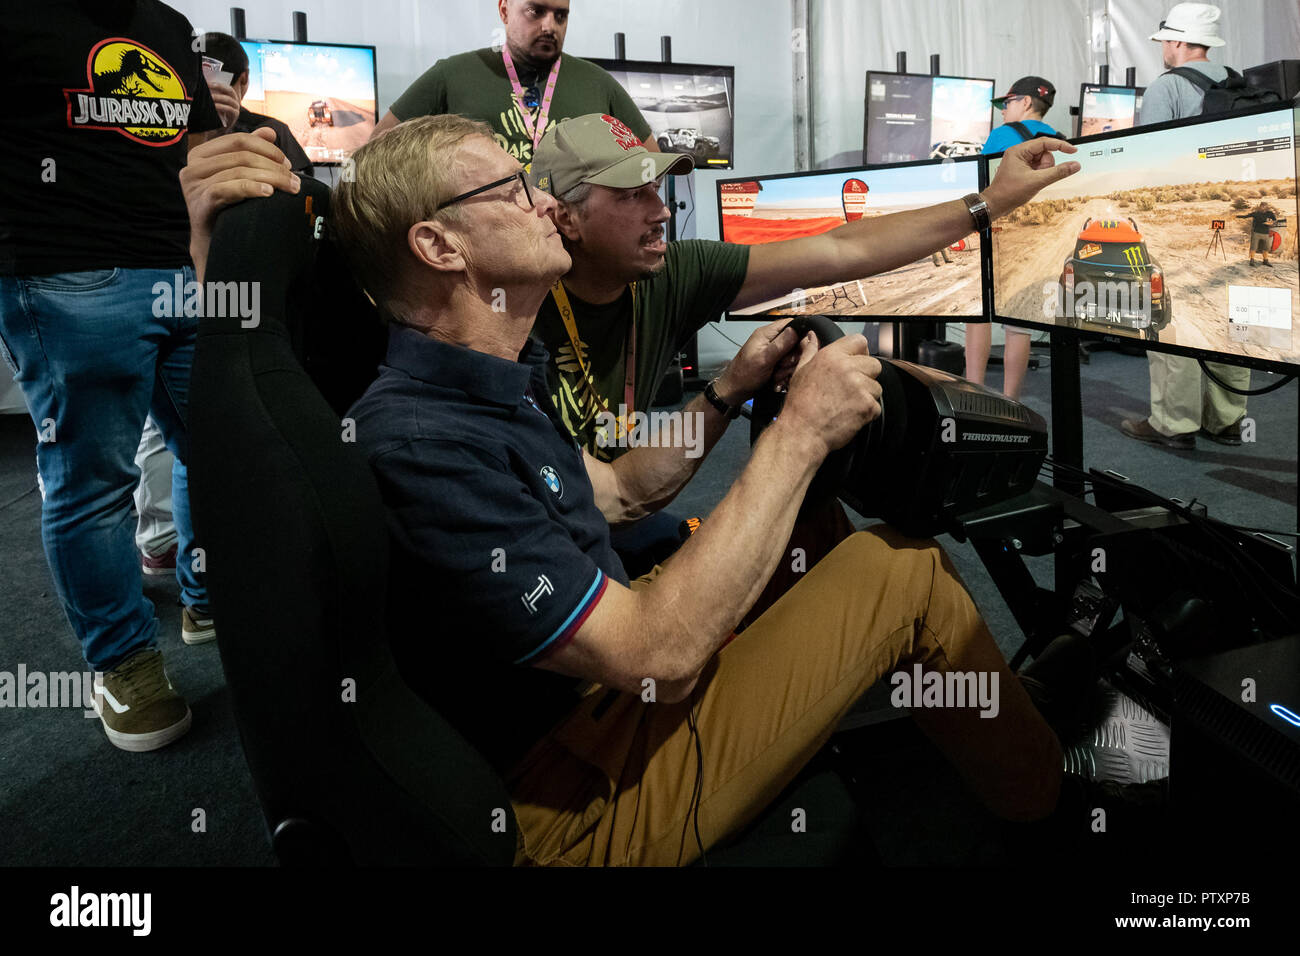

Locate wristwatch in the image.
[703,378,742,420]
[962,192,991,232]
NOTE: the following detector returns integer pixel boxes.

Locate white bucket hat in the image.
[1150,2,1226,47]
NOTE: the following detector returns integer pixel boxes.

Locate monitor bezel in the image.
[862,70,997,164]
[715,153,989,321]
[237,38,380,167]
[585,57,737,170]
[991,100,1300,376]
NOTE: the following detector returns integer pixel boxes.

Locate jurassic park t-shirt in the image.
[531,239,751,461]
[0,0,222,275]
[389,48,651,165]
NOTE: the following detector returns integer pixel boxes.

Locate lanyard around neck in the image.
[549,280,637,430]
[502,46,561,152]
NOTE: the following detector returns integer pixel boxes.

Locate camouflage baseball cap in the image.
[533,113,693,198]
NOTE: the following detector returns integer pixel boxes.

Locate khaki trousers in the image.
[506,525,1063,866]
[1147,351,1249,437]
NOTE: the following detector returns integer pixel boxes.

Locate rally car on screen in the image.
[307,100,334,127]
[656,127,721,160]
[930,140,983,160]
[1058,217,1171,340]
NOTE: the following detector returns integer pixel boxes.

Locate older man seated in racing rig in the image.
[181,114,1097,866]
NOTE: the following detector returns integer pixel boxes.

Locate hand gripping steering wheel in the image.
[748,315,898,508]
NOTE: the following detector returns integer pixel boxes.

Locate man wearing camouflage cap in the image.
[531,111,1083,609]
[532,112,1078,458]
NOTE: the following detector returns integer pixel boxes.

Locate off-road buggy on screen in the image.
[655,127,721,160]
[930,140,983,160]
[307,100,333,127]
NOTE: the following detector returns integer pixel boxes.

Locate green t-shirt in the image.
[390,48,651,164]
[532,239,751,460]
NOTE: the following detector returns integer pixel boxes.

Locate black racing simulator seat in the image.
[189,180,868,866]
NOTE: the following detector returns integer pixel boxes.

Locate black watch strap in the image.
[703,379,741,419]
[962,192,991,232]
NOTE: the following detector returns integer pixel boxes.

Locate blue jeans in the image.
[0,267,208,671]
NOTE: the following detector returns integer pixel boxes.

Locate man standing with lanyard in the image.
[369,1,658,163]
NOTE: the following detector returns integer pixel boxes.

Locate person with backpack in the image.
[1140,2,1281,124]
[1121,2,1269,450]
[967,78,1063,399]
[982,77,1062,153]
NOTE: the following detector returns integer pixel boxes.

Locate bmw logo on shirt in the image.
[540,465,563,498]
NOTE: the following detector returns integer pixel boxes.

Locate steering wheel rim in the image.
[749,315,861,508]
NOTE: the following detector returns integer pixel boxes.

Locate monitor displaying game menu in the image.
[1079,84,1145,136]
[587,58,735,169]
[717,156,985,319]
[991,104,1299,374]
[863,71,995,164]
[238,40,378,165]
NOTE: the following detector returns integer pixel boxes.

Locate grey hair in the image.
[558,181,594,212]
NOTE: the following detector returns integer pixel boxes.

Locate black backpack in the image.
[1008,121,1062,141]
[1167,66,1283,115]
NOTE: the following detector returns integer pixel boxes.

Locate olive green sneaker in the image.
[181,606,216,645]
[92,649,192,752]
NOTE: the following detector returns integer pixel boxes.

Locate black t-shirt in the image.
[233,107,314,176]
[1238,210,1278,234]
[530,239,751,459]
[0,0,221,275]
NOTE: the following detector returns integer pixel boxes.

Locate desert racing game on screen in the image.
[992,106,1298,369]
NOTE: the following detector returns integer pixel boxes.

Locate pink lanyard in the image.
[502,47,561,152]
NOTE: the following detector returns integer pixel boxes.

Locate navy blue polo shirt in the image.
[349,324,630,771]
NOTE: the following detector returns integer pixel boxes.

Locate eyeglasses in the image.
[435,168,552,213]
[994,94,1022,108]
[1157,20,1184,32]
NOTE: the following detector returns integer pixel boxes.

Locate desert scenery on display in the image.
[928,77,996,152]
[722,163,983,317]
[243,91,377,161]
[1079,88,1140,137]
[993,109,1299,367]
[240,42,377,164]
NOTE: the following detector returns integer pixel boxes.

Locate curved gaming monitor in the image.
[716,155,985,319]
[990,103,1300,375]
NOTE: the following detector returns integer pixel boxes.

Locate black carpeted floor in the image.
[1,344,1295,866]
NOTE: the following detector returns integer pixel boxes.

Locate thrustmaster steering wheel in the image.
[749,315,890,508]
